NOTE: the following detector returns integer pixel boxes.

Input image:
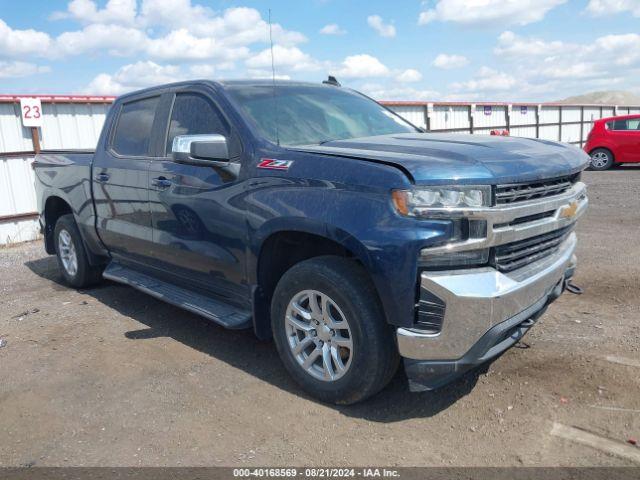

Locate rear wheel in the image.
[271,256,399,405]
[53,214,103,288]
[589,148,614,170]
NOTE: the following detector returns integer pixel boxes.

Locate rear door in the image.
[93,94,162,263]
[147,88,249,305]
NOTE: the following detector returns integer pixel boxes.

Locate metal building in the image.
[1,94,639,245]
[382,102,640,145]
[0,95,113,245]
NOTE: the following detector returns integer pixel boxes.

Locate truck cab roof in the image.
[114,79,339,103]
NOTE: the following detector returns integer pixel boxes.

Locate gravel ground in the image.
[0,169,639,467]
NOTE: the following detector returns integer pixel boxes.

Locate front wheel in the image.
[271,256,399,405]
[589,148,614,170]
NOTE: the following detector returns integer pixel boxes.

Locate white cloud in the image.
[55,24,147,57]
[494,31,570,58]
[189,64,216,77]
[432,54,469,69]
[494,31,640,71]
[139,4,306,47]
[332,54,389,78]
[246,69,291,80]
[138,0,211,27]
[446,30,640,100]
[419,0,566,26]
[396,69,423,83]
[537,62,601,80]
[245,45,322,72]
[145,29,249,62]
[451,67,517,92]
[360,83,439,101]
[367,15,396,38]
[594,33,640,66]
[320,23,346,35]
[46,3,306,62]
[84,61,182,95]
[0,61,50,78]
[0,19,52,57]
[51,0,137,25]
[585,0,640,16]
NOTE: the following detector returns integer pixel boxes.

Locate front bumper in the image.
[397,182,587,392]
[398,238,576,391]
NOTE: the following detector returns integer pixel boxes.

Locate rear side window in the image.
[112,96,160,156]
[612,120,628,130]
[610,119,640,131]
[166,93,229,154]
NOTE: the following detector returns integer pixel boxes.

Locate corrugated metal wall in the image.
[384,102,640,146]
[0,96,112,245]
[1,95,639,245]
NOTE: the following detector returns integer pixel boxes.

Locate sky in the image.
[0,0,639,101]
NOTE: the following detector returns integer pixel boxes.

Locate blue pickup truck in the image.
[34,79,589,404]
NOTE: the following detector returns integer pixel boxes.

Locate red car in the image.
[584,114,640,170]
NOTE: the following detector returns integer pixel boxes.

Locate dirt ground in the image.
[0,169,639,467]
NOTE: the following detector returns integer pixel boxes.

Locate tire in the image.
[53,214,103,288]
[271,256,399,405]
[589,148,614,171]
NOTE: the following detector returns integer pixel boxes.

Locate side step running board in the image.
[103,262,252,330]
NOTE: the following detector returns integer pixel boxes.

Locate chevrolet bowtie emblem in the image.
[559,201,578,219]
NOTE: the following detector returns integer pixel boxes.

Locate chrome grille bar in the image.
[493,225,573,272]
[496,175,578,205]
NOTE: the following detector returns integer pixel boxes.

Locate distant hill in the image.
[556,90,640,105]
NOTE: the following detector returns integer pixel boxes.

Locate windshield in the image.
[225,84,419,146]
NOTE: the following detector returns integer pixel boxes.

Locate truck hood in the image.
[292,133,589,185]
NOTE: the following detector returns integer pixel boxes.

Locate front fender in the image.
[243,177,451,328]
[250,215,375,277]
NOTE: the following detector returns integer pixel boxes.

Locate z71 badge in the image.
[257,158,293,171]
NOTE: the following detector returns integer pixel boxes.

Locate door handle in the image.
[151,176,172,189]
[94,172,110,183]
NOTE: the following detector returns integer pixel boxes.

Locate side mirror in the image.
[172,134,230,167]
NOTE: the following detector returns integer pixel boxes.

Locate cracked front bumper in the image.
[397,233,577,392]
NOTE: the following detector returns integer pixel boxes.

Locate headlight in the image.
[392,185,491,216]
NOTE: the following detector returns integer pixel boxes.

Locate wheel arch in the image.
[43,196,73,254]
[249,220,378,340]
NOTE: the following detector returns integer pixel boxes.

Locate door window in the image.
[610,119,640,131]
[628,119,640,130]
[166,93,229,154]
[112,96,160,156]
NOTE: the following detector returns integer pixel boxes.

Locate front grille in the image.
[495,174,579,205]
[493,225,573,273]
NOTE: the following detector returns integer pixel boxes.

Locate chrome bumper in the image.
[397,181,587,362]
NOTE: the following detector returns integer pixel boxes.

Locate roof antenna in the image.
[268,9,280,146]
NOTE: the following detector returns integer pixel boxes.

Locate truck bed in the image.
[33,149,99,256]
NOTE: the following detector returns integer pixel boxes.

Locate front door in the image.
[93,95,162,264]
[147,91,248,306]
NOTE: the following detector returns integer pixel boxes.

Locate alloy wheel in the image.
[58,229,78,277]
[285,290,353,382]
[591,151,610,169]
